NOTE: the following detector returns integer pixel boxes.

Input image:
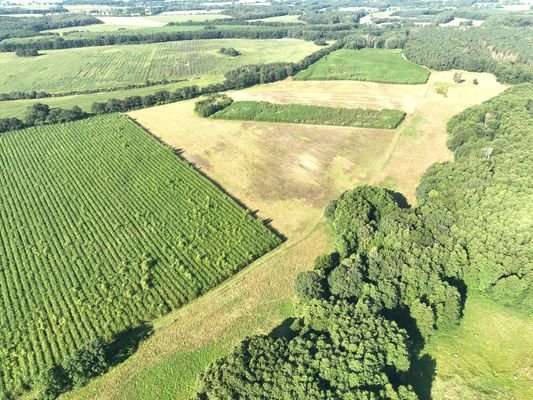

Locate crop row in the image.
[0,114,281,395]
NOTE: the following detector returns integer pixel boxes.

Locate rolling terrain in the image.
[0,39,319,94]
[61,69,508,400]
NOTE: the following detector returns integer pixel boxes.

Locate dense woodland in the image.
[0,15,101,41]
[195,85,532,398]
[403,24,532,84]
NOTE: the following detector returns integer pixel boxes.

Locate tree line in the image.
[0,24,353,53]
[0,14,101,41]
[0,103,88,133]
[195,83,533,398]
[0,78,186,102]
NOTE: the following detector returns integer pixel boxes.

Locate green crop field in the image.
[0,114,281,396]
[212,100,406,129]
[294,48,430,84]
[0,39,319,94]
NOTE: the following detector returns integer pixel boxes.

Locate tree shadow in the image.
[383,306,425,357]
[106,323,153,367]
[407,354,437,400]
[385,189,411,209]
[268,318,298,340]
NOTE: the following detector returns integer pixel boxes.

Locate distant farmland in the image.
[294,48,430,84]
[0,114,281,395]
[0,38,319,94]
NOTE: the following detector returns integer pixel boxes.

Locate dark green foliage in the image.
[197,301,416,400]
[404,26,533,83]
[33,367,66,400]
[417,83,533,303]
[328,258,364,299]
[15,48,38,57]
[293,271,324,301]
[212,101,406,129]
[313,253,339,274]
[0,14,101,41]
[194,94,233,117]
[0,117,25,133]
[218,47,240,57]
[64,339,108,389]
[330,186,398,256]
[25,103,50,125]
[0,103,89,133]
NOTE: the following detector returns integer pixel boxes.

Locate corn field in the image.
[0,114,280,395]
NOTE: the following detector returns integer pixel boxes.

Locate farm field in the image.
[0,114,280,396]
[44,14,233,33]
[0,76,219,119]
[0,38,319,94]
[249,14,304,23]
[43,23,258,38]
[294,48,430,84]
[43,22,199,34]
[60,70,508,400]
[212,100,406,128]
[143,14,233,23]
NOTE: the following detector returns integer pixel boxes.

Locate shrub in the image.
[194,94,233,117]
[219,47,241,57]
[63,338,108,389]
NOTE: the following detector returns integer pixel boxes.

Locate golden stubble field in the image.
[64,70,506,400]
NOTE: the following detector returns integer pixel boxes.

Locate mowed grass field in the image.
[0,39,319,94]
[61,70,508,400]
[0,114,280,396]
[427,296,533,400]
[294,48,430,84]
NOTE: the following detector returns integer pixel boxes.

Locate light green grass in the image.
[0,77,219,119]
[403,115,424,137]
[124,342,226,400]
[117,299,296,400]
[294,48,430,84]
[212,100,406,129]
[425,296,533,400]
[0,39,319,94]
